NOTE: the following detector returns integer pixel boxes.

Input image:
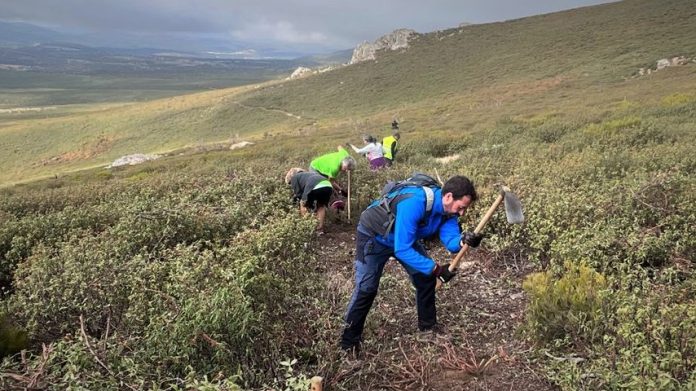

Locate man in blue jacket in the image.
[340,175,483,352]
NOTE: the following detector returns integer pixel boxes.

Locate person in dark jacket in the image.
[285,168,334,233]
[340,175,484,353]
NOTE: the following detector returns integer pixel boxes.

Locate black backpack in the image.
[359,173,441,237]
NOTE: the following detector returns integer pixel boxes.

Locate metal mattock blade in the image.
[503,191,525,224]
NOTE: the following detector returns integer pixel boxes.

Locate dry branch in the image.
[79,315,139,391]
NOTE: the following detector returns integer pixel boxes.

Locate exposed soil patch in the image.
[434,154,461,164]
[314,215,555,390]
[39,135,114,166]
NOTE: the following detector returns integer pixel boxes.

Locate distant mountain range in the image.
[0,21,75,46]
[0,20,352,79]
[0,20,352,61]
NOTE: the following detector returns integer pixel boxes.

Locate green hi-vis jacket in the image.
[309,147,349,179]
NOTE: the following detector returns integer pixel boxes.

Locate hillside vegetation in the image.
[0,0,695,390]
[2,0,696,185]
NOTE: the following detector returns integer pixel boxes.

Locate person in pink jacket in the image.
[349,135,388,171]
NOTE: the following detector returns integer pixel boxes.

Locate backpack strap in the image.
[382,186,434,234]
[423,186,434,215]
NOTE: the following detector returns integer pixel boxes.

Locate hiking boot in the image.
[417,323,450,342]
[419,322,447,333]
[340,342,362,361]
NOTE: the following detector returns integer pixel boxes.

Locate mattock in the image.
[437,185,525,289]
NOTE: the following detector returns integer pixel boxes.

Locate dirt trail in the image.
[315,219,556,391]
[228,100,303,120]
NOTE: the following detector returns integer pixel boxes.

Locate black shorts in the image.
[305,186,333,210]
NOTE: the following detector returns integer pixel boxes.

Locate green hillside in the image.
[2,0,695,185]
[238,0,696,116]
[0,1,694,389]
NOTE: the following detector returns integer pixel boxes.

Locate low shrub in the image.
[523,261,608,347]
[0,312,27,358]
[546,287,696,391]
[4,211,319,389]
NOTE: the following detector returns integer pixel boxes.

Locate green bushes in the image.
[462,99,695,389]
[0,205,121,293]
[13,234,147,339]
[0,80,694,389]
[3,207,319,388]
[516,155,694,390]
[0,167,331,388]
[517,169,695,277]
[0,313,27,357]
[545,289,696,391]
[523,261,608,346]
[523,261,694,390]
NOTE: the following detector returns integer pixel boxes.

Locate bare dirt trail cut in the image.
[314,219,556,390]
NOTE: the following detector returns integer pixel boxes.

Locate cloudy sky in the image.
[2,0,614,55]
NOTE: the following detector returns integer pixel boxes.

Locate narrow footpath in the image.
[314,219,556,391]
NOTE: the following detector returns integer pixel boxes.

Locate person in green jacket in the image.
[309,146,356,193]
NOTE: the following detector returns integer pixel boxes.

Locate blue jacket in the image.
[362,187,462,275]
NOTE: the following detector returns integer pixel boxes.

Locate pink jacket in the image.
[350,142,384,161]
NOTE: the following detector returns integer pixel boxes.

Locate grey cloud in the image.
[2,0,615,53]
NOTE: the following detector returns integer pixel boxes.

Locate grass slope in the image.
[238,0,696,117]
[2,0,696,185]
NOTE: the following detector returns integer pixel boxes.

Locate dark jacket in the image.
[290,172,330,203]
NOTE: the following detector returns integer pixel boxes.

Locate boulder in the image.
[656,58,671,70]
[671,56,689,66]
[637,56,692,77]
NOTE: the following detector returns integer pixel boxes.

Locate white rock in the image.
[229,141,254,150]
[656,58,671,70]
[671,56,688,66]
[289,67,313,79]
[108,154,160,168]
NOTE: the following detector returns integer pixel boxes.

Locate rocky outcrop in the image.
[350,29,418,64]
[229,141,254,150]
[108,154,160,168]
[289,66,313,79]
[287,65,338,80]
[657,56,690,69]
[638,56,692,76]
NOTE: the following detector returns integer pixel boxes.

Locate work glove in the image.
[460,232,484,248]
[434,263,456,284]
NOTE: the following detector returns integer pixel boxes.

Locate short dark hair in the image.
[442,176,477,202]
